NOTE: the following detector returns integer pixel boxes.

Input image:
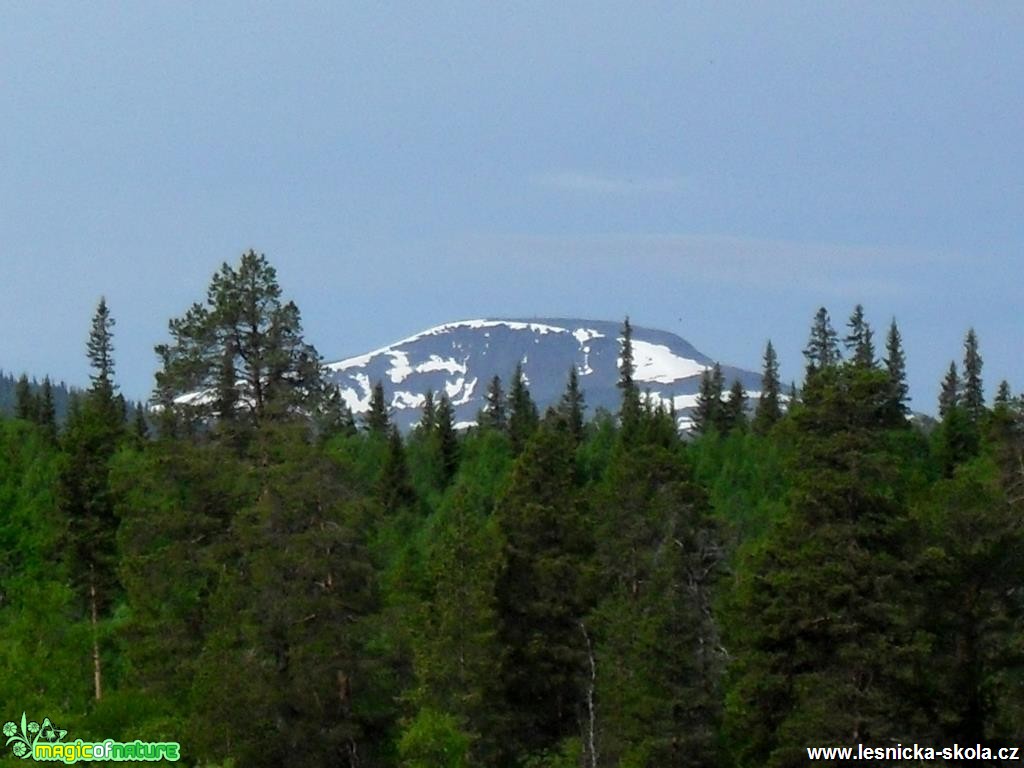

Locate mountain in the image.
[325,318,762,431]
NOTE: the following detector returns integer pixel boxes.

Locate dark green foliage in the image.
[938,360,960,419]
[15,374,36,421]
[479,375,507,431]
[379,426,417,514]
[803,306,841,376]
[883,319,910,419]
[364,380,391,435]
[962,328,985,422]
[435,393,459,486]
[154,250,329,433]
[191,425,379,768]
[558,366,586,445]
[494,419,592,760]
[420,388,436,432]
[721,379,748,433]
[844,303,875,367]
[724,364,917,767]
[591,444,725,766]
[507,363,538,453]
[693,362,724,435]
[753,340,782,434]
[618,317,642,438]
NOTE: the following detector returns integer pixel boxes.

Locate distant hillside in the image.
[326,318,762,430]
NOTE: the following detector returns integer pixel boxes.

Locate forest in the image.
[1,251,1021,767]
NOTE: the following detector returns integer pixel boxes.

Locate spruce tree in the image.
[364,381,390,435]
[618,317,642,438]
[435,393,459,486]
[803,306,841,376]
[725,364,917,765]
[494,419,591,761]
[883,319,910,419]
[558,366,586,445]
[995,380,1013,409]
[379,425,417,514]
[939,361,960,418]
[480,375,506,431]
[721,379,748,432]
[59,299,127,702]
[507,363,538,454]
[753,340,782,434]
[37,377,57,443]
[420,389,437,433]
[844,303,875,367]
[14,374,36,422]
[962,328,985,422]
[693,363,724,435]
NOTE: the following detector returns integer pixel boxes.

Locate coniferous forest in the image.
[2,250,1023,767]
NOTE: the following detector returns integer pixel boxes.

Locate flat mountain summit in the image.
[326,318,762,430]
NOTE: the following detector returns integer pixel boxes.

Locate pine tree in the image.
[803,306,841,377]
[558,366,586,445]
[753,341,782,434]
[435,393,459,486]
[364,381,390,435]
[939,361,960,418]
[154,251,328,434]
[507,363,538,454]
[693,363,724,435]
[962,328,985,423]
[844,304,875,367]
[618,317,642,438]
[480,376,507,431]
[133,403,149,442]
[883,319,910,420]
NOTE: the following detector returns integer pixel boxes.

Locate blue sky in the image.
[2,3,1021,411]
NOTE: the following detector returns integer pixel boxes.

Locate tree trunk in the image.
[90,568,102,701]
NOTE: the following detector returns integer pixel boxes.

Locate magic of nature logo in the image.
[3,713,180,762]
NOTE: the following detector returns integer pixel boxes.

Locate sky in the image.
[1,3,1022,411]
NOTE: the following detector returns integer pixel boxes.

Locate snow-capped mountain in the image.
[325,318,762,431]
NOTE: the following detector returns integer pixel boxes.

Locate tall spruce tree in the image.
[962,328,985,422]
[38,377,58,444]
[883,319,910,419]
[14,374,36,422]
[721,379,748,433]
[507,363,538,454]
[480,375,507,431]
[725,364,917,766]
[693,363,724,435]
[420,389,437,433]
[844,304,875,367]
[939,361,961,418]
[753,340,782,434]
[364,381,390,435]
[59,298,126,701]
[803,306,841,377]
[559,366,586,445]
[435,393,459,486]
[618,317,642,439]
[494,419,592,761]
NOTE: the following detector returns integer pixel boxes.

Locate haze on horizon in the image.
[1,3,1021,413]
